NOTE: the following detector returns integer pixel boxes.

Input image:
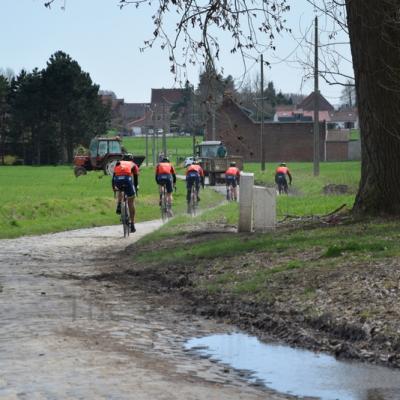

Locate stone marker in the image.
[253,186,276,232]
[238,172,254,232]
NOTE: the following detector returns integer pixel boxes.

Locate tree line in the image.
[0,51,110,165]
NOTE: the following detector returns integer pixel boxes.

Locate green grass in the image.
[0,165,222,238]
[135,212,400,296]
[244,161,360,218]
[350,129,360,141]
[121,135,202,166]
[0,155,363,239]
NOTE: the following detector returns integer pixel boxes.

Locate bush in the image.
[2,155,17,165]
[74,145,88,156]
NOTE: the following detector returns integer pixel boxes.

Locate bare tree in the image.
[340,79,356,108]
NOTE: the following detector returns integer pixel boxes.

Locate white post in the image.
[253,186,276,232]
[238,172,254,232]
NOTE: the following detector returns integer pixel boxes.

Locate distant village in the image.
[101,87,360,163]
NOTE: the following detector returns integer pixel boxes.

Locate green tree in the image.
[42,51,110,163]
[0,75,11,164]
[236,76,292,121]
[8,69,48,164]
[196,66,237,129]
[7,52,110,165]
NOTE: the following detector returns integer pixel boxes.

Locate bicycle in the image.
[119,190,131,237]
[160,184,172,221]
[188,184,199,216]
[226,182,237,201]
[276,176,289,195]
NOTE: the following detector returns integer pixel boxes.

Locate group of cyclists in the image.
[111,154,292,234]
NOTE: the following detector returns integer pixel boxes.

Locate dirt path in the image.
[0,222,294,400]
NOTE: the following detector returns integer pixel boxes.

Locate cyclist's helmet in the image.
[230,161,236,167]
[162,156,170,162]
[122,153,134,161]
[280,162,286,166]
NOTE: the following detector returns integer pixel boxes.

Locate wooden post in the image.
[313,16,320,177]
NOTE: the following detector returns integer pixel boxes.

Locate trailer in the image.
[196,141,243,186]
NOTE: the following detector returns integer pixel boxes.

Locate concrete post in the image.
[253,186,276,232]
[238,172,254,232]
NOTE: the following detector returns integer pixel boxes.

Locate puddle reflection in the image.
[185,333,400,400]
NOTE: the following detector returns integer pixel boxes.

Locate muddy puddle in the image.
[185,332,400,400]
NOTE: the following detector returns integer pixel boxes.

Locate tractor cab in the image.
[196,141,223,158]
[195,140,243,185]
[89,137,122,170]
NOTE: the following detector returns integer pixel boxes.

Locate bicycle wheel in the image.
[121,196,130,237]
[231,185,236,201]
[227,185,234,201]
[160,186,168,222]
[190,186,197,216]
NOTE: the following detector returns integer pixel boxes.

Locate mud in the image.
[112,224,400,372]
[0,222,295,399]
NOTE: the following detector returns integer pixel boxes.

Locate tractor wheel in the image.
[74,166,87,177]
[104,157,120,175]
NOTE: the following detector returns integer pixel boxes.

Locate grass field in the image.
[136,160,361,245]
[0,165,222,239]
[245,161,361,217]
[122,135,200,166]
[0,153,361,239]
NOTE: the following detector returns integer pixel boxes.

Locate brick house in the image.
[328,108,359,130]
[100,94,150,134]
[274,91,334,123]
[147,88,185,133]
[205,95,326,162]
[272,93,360,161]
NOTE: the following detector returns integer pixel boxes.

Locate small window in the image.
[109,141,121,154]
[89,140,98,156]
[98,141,108,156]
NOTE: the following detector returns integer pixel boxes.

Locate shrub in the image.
[74,145,88,156]
[2,155,17,165]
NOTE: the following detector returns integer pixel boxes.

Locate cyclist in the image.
[185,159,204,206]
[155,156,176,210]
[225,161,241,201]
[275,162,292,194]
[112,156,139,233]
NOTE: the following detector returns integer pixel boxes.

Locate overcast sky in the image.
[1,0,353,105]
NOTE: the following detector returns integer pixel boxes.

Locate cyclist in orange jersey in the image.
[225,161,241,201]
[185,159,204,204]
[155,156,176,209]
[112,156,139,233]
[275,162,292,194]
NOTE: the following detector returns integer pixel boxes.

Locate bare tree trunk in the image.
[347,0,400,215]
